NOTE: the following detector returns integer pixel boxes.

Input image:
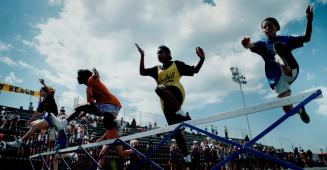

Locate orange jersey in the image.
[86,76,121,108]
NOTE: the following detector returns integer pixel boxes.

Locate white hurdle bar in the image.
[29,89,323,159]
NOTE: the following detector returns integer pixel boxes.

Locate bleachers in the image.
[0,105,211,169]
[2,105,325,169]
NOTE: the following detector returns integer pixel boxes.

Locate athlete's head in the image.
[77,69,92,85]
[157,45,172,63]
[261,17,280,39]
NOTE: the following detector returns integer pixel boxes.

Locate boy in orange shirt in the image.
[51,68,132,169]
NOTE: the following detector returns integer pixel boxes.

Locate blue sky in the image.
[0,0,326,152]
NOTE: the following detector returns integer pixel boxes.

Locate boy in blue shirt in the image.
[241,5,313,123]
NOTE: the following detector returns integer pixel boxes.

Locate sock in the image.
[176,109,186,117]
[297,108,303,114]
[18,139,23,144]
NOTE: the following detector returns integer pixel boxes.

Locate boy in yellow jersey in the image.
[136,43,205,165]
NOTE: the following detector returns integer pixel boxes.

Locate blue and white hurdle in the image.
[29,89,323,170]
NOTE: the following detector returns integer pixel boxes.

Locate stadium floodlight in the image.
[230,66,252,139]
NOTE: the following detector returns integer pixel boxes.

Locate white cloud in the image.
[317,0,327,4]
[58,91,85,111]
[315,87,327,116]
[18,60,35,70]
[32,0,310,120]
[48,0,64,6]
[22,40,36,48]
[4,72,23,84]
[0,56,17,66]
[301,87,327,116]
[0,42,11,52]
[306,72,315,81]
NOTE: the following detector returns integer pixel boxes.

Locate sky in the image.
[0,0,326,153]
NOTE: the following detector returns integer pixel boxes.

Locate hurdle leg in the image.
[56,150,72,170]
[79,145,103,169]
[66,150,78,164]
[146,123,184,157]
[197,90,320,170]
[184,123,303,170]
[29,157,36,170]
[118,139,164,170]
[40,154,50,170]
[134,123,184,169]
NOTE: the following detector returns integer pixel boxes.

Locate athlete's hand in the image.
[39,79,45,85]
[196,47,205,59]
[241,37,251,49]
[92,67,99,78]
[306,5,313,22]
[135,43,144,57]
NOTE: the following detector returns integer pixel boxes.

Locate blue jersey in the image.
[250,35,304,89]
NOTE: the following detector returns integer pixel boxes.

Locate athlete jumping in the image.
[136,43,205,165]
[241,5,313,123]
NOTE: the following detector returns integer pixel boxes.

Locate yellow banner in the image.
[0,83,40,97]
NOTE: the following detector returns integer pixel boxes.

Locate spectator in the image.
[153,122,158,129]
[1,111,19,130]
[58,107,66,117]
[148,122,152,130]
[214,125,218,135]
[120,117,124,125]
[210,140,218,167]
[125,139,140,170]
[190,140,200,170]
[9,111,20,131]
[28,102,34,112]
[131,118,136,128]
[306,149,313,167]
[224,126,228,139]
[169,139,179,170]
[0,108,9,129]
[202,138,211,170]
[244,135,250,141]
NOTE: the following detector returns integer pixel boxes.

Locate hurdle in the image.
[29,89,323,170]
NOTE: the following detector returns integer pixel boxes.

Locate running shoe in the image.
[298,107,310,123]
[6,140,22,148]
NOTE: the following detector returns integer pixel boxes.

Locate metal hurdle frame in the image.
[29,89,323,170]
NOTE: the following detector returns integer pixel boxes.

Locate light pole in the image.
[230,66,252,139]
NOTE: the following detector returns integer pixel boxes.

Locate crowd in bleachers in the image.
[0,105,327,169]
[169,136,327,170]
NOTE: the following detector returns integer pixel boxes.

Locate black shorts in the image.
[162,85,191,125]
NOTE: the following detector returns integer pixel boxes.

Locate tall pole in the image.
[123,108,126,122]
[139,111,142,126]
[239,81,252,139]
[230,66,252,139]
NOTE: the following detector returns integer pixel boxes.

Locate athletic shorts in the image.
[95,103,120,118]
[162,85,190,125]
[42,112,53,127]
[274,68,298,95]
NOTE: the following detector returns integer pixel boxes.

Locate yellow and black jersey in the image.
[142,60,196,106]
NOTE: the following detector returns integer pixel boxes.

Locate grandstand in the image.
[1,104,327,170]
